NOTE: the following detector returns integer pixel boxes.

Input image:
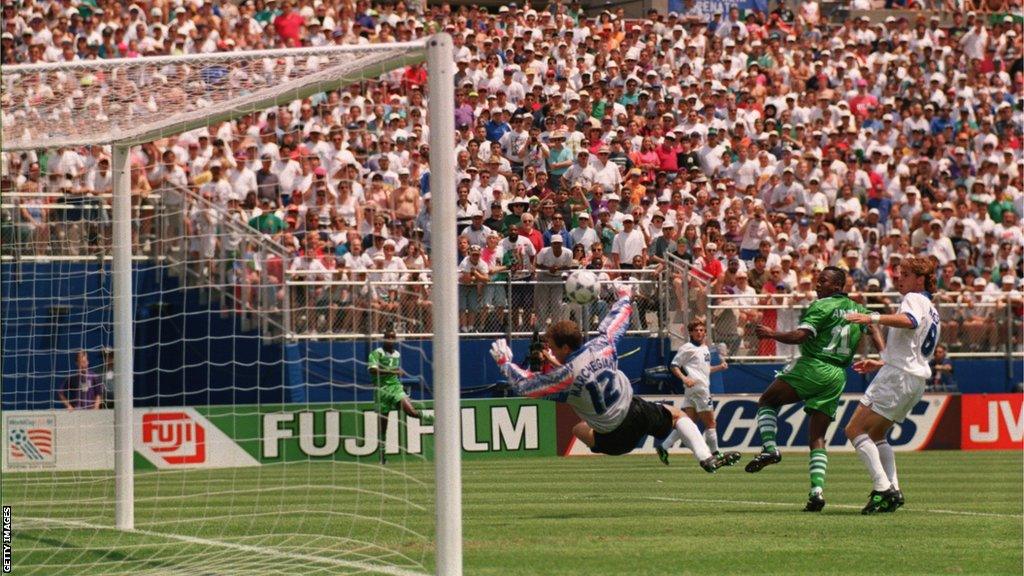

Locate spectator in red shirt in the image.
[656,133,680,173]
[848,79,878,120]
[273,1,305,47]
[401,63,428,92]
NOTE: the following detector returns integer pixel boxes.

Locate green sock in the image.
[809,448,828,494]
[756,407,778,452]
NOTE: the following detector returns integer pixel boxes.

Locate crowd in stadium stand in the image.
[1,0,1022,348]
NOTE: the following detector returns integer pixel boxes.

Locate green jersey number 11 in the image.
[823,324,853,356]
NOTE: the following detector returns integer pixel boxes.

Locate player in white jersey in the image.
[656,319,739,467]
[490,286,739,472]
[843,256,940,514]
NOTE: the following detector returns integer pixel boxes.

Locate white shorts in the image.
[680,385,713,413]
[860,365,926,424]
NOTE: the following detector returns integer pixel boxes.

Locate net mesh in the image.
[1,43,424,151]
[1,42,438,576]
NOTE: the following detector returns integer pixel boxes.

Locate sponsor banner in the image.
[563,394,952,456]
[247,398,556,462]
[135,408,259,469]
[2,399,555,472]
[961,394,1024,450]
[2,411,112,472]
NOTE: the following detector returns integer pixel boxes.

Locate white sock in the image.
[703,428,719,454]
[853,434,890,491]
[675,416,712,462]
[875,440,899,490]
[660,430,681,450]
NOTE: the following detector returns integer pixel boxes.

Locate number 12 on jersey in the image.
[585,370,621,416]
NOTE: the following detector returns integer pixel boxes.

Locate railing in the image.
[706,291,1023,363]
[160,184,291,337]
[663,252,714,346]
[284,267,665,340]
[1,184,293,338]
[1,193,160,259]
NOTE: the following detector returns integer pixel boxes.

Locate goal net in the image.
[1,37,460,575]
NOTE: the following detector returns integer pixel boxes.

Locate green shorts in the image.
[375,385,407,413]
[777,357,847,420]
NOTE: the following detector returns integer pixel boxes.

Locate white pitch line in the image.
[20,517,430,576]
[643,496,1022,519]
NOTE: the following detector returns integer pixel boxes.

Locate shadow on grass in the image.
[17,531,218,575]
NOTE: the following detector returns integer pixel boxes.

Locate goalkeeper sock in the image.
[875,440,899,490]
[853,434,890,491]
[675,416,712,462]
[756,407,779,452]
[703,428,719,454]
[809,448,828,495]
[660,430,681,450]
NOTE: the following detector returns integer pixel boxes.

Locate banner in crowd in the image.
[666,0,769,18]
[560,394,960,456]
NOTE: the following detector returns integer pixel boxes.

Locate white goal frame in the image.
[1,34,462,576]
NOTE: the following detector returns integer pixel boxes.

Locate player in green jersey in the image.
[369,329,433,464]
[745,267,884,512]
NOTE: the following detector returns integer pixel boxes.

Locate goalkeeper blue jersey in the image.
[500,297,634,433]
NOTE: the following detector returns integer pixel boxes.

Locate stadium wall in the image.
[1,264,1018,411]
[3,394,1020,472]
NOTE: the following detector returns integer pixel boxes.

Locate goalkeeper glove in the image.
[489,338,514,366]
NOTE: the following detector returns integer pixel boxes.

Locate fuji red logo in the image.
[142,412,206,465]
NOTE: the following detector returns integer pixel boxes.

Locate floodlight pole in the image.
[112,144,135,531]
[427,33,462,576]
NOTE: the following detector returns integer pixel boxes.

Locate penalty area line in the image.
[642,496,1022,519]
[20,516,430,576]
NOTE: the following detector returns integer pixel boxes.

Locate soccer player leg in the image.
[660,396,695,451]
[375,388,400,463]
[852,367,925,504]
[689,387,720,455]
[846,369,901,510]
[572,421,596,449]
[798,364,844,500]
[665,405,712,463]
[755,375,802,453]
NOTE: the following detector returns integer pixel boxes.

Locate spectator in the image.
[927,344,957,392]
[58,350,103,410]
[534,235,574,324]
[1,1,1020,349]
[458,244,489,332]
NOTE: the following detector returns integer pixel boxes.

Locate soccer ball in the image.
[565,270,600,305]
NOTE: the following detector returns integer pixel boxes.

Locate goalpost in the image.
[1,35,461,575]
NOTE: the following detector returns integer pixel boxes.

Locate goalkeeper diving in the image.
[490,284,739,472]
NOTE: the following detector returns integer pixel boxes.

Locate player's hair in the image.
[821,266,847,288]
[687,319,706,333]
[901,256,938,292]
[546,320,583,352]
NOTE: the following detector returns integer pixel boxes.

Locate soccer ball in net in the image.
[565,270,601,305]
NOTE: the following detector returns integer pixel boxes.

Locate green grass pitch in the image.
[3,451,1021,575]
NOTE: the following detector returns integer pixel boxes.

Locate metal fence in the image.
[285,268,666,340]
[705,291,1023,362]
